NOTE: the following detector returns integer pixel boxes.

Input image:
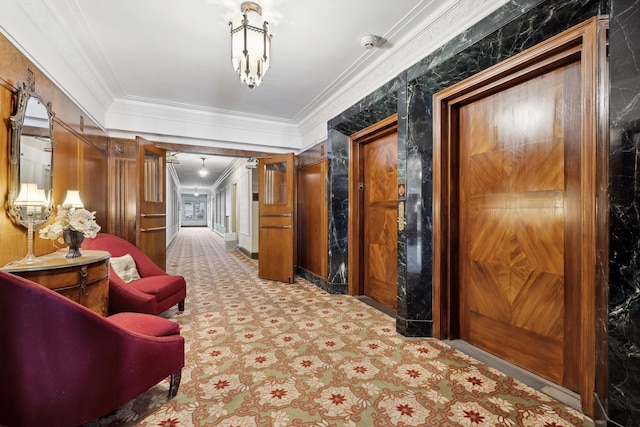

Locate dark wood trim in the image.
[578,16,609,416]
[593,17,610,420]
[347,114,398,297]
[154,141,265,159]
[432,17,605,417]
[53,119,109,155]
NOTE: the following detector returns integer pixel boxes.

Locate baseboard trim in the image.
[238,246,258,259]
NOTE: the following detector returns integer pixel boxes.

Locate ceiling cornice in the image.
[296,0,509,150]
[106,98,301,151]
[2,0,115,123]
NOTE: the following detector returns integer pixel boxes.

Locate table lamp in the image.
[14,182,49,264]
[62,190,84,208]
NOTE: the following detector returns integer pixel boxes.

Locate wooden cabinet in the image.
[3,250,110,316]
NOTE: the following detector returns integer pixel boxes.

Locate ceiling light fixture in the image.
[229,1,272,89]
[199,157,208,178]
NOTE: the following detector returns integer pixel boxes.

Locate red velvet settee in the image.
[0,269,184,427]
[82,233,186,315]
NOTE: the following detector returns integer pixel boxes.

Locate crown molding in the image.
[106,98,302,151]
[3,0,114,123]
[296,0,509,149]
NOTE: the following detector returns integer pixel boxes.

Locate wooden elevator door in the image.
[363,130,398,309]
[458,61,581,390]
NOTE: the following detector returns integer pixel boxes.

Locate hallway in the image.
[89,227,592,426]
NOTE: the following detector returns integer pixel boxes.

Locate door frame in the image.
[348,114,398,296]
[432,18,607,417]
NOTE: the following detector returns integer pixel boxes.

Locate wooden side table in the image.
[2,249,110,316]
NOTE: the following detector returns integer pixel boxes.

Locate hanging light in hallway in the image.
[229,1,272,89]
[199,157,208,178]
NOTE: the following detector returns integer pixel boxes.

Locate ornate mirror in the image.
[7,77,55,237]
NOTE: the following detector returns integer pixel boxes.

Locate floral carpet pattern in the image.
[87,228,593,426]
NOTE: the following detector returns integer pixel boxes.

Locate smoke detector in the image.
[360,34,378,49]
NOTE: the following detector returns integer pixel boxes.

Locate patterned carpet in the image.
[87,228,593,426]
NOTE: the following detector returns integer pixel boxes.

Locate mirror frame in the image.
[7,80,56,229]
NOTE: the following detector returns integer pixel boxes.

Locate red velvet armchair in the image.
[83,233,186,315]
[0,269,184,427]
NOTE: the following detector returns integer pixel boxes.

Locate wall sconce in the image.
[14,182,49,264]
[62,190,84,208]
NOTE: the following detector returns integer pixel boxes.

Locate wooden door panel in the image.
[459,62,579,388]
[363,132,398,309]
[511,208,564,275]
[467,260,512,320]
[511,271,564,338]
[468,149,510,194]
[297,161,328,278]
[259,226,294,282]
[367,206,398,281]
[511,140,565,192]
[468,207,510,264]
[136,136,167,270]
[258,153,295,283]
[468,311,563,384]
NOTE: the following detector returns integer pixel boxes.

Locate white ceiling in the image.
[49,0,448,120]
[2,0,507,188]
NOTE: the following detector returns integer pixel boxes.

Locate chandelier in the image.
[229,1,272,89]
[199,157,208,178]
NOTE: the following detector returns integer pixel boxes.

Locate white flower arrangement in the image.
[39,205,101,242]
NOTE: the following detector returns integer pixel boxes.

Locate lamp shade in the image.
[14,183,48,207]
[62,190,84,208]
[230,2,272,89]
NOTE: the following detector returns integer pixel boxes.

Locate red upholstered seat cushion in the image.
[109,312,180,337]
[128,275,185,300]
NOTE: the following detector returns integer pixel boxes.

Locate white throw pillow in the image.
[110,254,141,283]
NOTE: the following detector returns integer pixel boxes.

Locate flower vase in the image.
[63,228,84,258]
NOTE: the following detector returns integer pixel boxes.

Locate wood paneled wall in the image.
[296,141,328,279]
[0,33,110,266]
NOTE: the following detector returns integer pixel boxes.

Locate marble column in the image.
[608,0,640,423]
[326,89,399,295]
[325,128,349,294]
